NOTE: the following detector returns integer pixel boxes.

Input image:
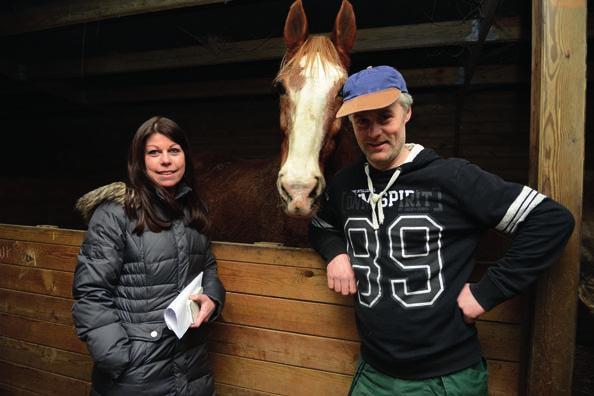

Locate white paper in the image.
[164,273,203,339]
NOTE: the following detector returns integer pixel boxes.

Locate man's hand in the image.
[327,253,357,295]
[457,283,486,324]
[189,294,216,328]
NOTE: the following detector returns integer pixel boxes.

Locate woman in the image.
[72,116,225,395]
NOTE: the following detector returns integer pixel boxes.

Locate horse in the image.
[197,0,358,247]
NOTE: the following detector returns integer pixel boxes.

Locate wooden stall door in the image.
[0,224,526,395]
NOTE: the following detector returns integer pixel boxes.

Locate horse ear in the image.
[331,0,356,68]
[284,0,309,56]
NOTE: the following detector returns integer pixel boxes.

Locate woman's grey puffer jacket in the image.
[72,182,225,396]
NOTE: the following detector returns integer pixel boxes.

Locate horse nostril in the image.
[309,177,323,199]
[281,185,292,201]
[308,183,318,199]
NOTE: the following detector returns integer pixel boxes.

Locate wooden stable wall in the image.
[0,223,526,395]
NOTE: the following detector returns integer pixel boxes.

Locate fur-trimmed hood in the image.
[76,182,127,222]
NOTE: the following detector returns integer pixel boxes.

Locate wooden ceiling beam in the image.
[463,0,503,88]
[1,17,524,81]
[454,0,503,156]
[0,0,225,37]
[43,64,526,105]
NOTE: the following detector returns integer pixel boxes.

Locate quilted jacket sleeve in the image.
[201,239,226,321]
[72,202,131,379]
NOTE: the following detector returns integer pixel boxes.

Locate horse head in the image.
[275,0,356,217]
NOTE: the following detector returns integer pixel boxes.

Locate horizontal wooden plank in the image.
[218,260,351,306]
[0,238,78,272]
[0,285,523,363]
[0,382,41,396]
[0,326,520,394]
[215,382,280,396]
[0,0,224,36]
[221,292,358,341]
[0,360,90,396]
[215,234,513,267]
[0,314,86,355]
[219,259,525,323]
[212,352,521,396]
[0,282,525,360]
[0,230,523,325]
[211,242,325,269]
[0,224,84,247]
[0,288,74,325]
[221,293,522,362]
[209,322,358,375]
[0,263,73,298]
[211,353,352,396]
[0,336,92,381]
[81,64,527,104]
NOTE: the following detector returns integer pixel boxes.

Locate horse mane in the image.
[275,36,345,82]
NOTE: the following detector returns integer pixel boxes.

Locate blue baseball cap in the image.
[336,65,408,118]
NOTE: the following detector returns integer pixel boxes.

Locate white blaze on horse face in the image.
[278,53,346,216]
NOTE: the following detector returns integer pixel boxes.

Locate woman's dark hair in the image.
[126,116,209,234]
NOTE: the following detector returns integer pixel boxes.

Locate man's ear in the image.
[404,106,412,123]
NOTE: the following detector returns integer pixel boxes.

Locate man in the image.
[309,65,574,395]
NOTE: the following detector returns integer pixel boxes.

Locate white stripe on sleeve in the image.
[311,215,338,231]
[495,186,546,234]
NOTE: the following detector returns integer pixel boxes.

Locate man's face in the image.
[351,101,412,170]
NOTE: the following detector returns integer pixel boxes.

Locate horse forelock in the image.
[275,36,345,84]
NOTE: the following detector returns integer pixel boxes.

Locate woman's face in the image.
[145,133,186,191]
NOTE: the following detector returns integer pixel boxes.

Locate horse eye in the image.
[274,81,287,96]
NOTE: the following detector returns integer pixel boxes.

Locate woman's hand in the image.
[189,294,216,328]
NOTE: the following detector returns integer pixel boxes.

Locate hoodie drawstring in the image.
[364,163,401,230]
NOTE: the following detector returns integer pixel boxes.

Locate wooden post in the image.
[528,0,586,395]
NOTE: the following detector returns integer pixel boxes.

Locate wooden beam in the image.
[454,0,502,156]
[527,0,586,395]
[35,64,525,105]
[463,0,503,87]
[0,0,225,37]
[0,17,524,81]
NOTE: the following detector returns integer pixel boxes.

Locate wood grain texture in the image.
[211,353,520,396]
[220,292,359,341]
[209,322,359,375]
[0,337,92,381]
[211,353,352,396]
[0,360,90,396]
[0,239,78,272]
[0,314,87,355]
[0,288,74,325]
[219,293,523,362]
[0,225,84,247]
[0,224,528,395]
[215,382,280,396]
[0,382,42,396]
[0,263,73,298]
[528,0,586,394]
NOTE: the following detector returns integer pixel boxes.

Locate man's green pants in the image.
[349,359,488,396]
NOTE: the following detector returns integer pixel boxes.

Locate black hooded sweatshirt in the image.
[309,144,574,379]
